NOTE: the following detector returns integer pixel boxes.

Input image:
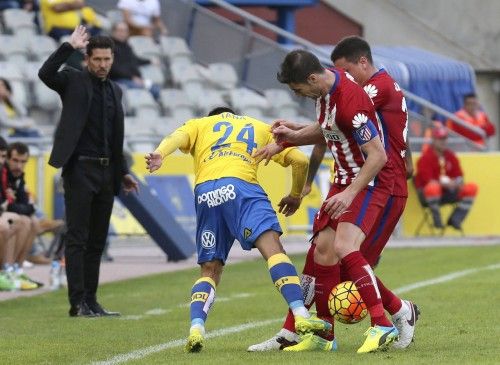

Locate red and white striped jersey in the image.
[316,68,393,194]
[364,69,408,197]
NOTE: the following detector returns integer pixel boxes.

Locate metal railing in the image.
[198,0,487,150]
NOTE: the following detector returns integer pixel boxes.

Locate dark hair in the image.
[330,36,373,64]
[0,136,7,151]
[277,50,324,84]
[86,36,115,56]
[463,93,477,101]
[0,78,12,93]
[7,141,29,158]
[208,107,236,116]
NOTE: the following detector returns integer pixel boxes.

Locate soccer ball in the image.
[328,281,367,324]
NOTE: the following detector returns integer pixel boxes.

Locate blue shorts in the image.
[194,177,282,264]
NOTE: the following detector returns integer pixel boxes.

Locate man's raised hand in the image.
[69,25,89,50]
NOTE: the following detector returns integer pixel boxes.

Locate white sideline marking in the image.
[393,263,500,295]
[145,308,170,316]
[91,319,282,365]
[91,263,500,364]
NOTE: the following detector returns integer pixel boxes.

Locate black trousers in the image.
[62,160,115,307]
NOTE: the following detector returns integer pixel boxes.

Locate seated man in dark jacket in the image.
[109,21,160,100]
[0,141,41,289]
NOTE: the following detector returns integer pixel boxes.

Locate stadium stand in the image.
[0,0,487,153]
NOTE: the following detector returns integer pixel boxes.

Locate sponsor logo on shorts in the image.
[201,230,216,249]
[243,228,252,239]
[197,184,236,207]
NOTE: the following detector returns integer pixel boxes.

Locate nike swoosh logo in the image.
[378,328,396,346]
[407,303,415,326]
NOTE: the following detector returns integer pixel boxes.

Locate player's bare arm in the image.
[271,119,308,132]
[302,142,327,197]
[276,148,309,216]
[324,137,387,219]
[273,122,324,146]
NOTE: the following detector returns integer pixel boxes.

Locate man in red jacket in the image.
[446,93,495,146]
[415,127,478,229]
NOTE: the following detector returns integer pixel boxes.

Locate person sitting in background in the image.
[5,142,63,265]
[0,78,41,137]
[117,0,167,37]
[446,93,496,146]
[40,0,101,41]
[109,22,161,100]
[415,126,478,230]
[0,137,41,290]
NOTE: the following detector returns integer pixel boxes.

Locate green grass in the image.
[1,246,499,364]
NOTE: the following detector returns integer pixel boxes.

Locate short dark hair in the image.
[277,50,324,84]
[208,107,236,116]
[464,93,477,101]
[330,36,373,64]
[86,36,115,56]
[0,77,12,93]
[0,136,7,151]
[7,142,29,158]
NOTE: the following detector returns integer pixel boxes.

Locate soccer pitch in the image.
[1,245,499,364]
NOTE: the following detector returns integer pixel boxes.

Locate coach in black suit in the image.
[39,26,138,317]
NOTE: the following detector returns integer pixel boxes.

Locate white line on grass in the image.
[393,262,500,295]
[91,262,500,365]
[91,319,283,365]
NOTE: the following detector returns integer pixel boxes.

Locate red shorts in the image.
[312,185,390,237]
[360,195,407,267]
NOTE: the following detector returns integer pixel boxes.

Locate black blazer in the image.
[38,42,128,195]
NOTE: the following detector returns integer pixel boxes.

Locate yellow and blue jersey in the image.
[176,112,290,186]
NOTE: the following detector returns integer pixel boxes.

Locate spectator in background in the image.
[0,138,41,290]
[446,93,496,146]
[0,78,41,137]
[40,0,101,41]
[0,0,32,10]
[109,21,161,100]
[118,0,167,37]
[5,142,63,266]
[415,126,478,230]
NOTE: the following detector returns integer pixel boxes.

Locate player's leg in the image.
[249,186,342,352]
[333,221,398,353]
[247,242,316,352]
[359,196,420,348]
[230,178,330,337]
[186,260,222,353]
[254,230,331,336]
[186,180,231,353]
[283,226,339,352]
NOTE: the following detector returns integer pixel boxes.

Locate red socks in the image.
[376,277,402,315]
[341,251,392,327]
[341,265,402,316]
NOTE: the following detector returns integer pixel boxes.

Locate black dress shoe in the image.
[69,302,97,317]
[87,302,121,317]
